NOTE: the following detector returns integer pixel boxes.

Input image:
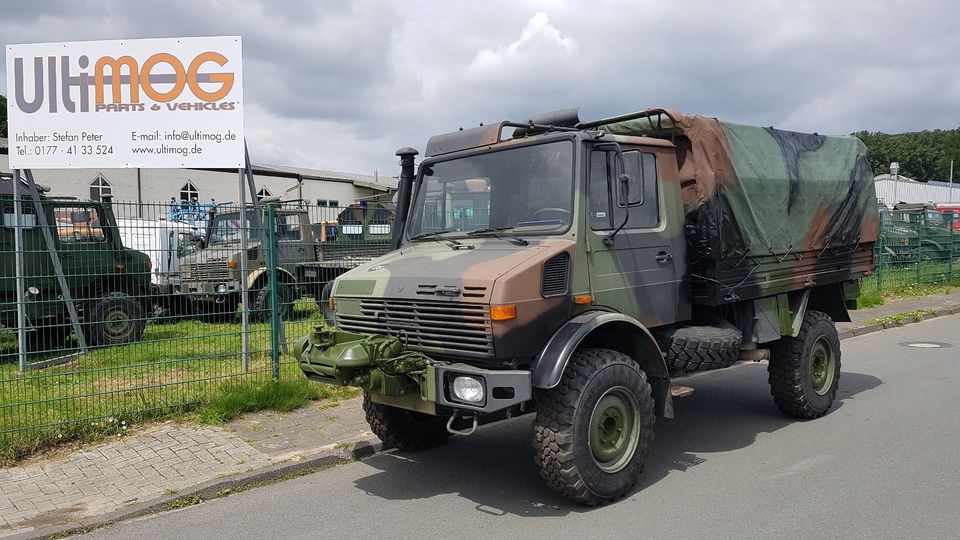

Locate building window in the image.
[328,200,340,208]
[257,187,272,201]
[179,182,199,202]
[316,199,328,206]
[90,174,112,201]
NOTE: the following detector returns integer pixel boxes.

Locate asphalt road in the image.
[79,314,960,539]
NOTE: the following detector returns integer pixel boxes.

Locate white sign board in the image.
[5,36,244,169]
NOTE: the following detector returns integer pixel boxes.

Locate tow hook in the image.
[446,413,478,436]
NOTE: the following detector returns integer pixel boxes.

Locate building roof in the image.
[250,163,398,192]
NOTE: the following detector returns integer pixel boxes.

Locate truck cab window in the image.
[589,150,659,231]
[276,213,302,241]
[55,206,106,243]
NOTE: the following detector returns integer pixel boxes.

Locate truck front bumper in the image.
[295,327,531,415]
[179,281,243,302]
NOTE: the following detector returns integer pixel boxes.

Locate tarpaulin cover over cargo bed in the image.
[602,111,880,305]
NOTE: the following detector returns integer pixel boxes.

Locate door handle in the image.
[655,251,672,263]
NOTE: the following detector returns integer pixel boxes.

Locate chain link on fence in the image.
[3,186,958,458]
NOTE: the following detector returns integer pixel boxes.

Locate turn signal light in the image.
[490,304,517,321]
[115,263,124,270]
[328,296,335,312]
[227,260,238,269]
[574,294,593,305]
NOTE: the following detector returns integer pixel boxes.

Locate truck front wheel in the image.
[533,347,655,506]
[768,310,841,419]
[86,292,146,347]
[362,393,450,451]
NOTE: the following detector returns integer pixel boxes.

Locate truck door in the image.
[274,212,311,273]
[585,148,682,326]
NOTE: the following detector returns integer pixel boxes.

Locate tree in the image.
[853,128,960,182]
[0,94,7,138]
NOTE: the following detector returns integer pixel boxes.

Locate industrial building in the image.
[874,173,960,208]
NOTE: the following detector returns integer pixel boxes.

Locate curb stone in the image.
[12,304,960,539]
[6,440,383,540]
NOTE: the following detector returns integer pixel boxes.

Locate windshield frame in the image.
[207,210,261,244]
[404,135,578,243]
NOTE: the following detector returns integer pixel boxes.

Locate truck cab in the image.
[1,177,151,350]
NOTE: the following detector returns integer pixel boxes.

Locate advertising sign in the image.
[5,36,244,169]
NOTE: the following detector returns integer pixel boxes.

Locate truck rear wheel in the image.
[768,310,840,419]
[532,347,655,506]
[86,292,146,347]
[362,392,450,451]
[251,283,294,323]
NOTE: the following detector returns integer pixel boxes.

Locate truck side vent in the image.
[541,252,570,297]
[462,286,487,298]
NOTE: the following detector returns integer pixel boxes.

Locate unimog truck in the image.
[178,202,394,322]
[295,108,879,505]
[1,176,151,350]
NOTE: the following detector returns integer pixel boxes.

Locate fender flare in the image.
[246,267,297,290]
[532,311,674,417]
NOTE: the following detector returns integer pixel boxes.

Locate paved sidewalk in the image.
[2,289,960,538]
[0,399,372,537]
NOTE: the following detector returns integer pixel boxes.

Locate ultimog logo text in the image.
[12,51,237,114]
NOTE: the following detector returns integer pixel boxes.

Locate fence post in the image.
[266,202,281,381]
[949,213,956,282]
[876,211,884,292]
[915,213,923,286]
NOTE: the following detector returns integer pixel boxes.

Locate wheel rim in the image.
[809,336,837,395]
[588,386,641,473]
[102,307,134,340]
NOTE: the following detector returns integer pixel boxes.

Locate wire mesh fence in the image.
[2,183,958,457]
[868,207,960,295]
[0,182,396,457]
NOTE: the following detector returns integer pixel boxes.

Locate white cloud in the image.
[2,0,959,177]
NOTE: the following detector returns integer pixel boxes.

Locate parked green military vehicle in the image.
[295,108,879,505]
[879,203,956,264]
[0,176,151,351]
[178,202,394,322]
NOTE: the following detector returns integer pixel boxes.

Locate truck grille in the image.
[337,298,494,359]
[184,262,231,282]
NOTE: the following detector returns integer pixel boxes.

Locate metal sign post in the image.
[12,170,28,372]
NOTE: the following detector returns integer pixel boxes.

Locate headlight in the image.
[216,284,228,293]
[452,376,485,404]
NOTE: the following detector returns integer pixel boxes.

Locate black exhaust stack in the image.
[392,147,419,250]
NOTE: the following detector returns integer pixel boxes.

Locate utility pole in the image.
[891,162,900,205]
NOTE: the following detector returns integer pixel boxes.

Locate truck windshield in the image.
[208,211,260,243]
[407,140,574,238]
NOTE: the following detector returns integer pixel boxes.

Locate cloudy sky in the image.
[2,0,957,176]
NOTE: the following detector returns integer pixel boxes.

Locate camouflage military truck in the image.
[295,108,879,505]
[0,176,151,350]
[179,202,394,322]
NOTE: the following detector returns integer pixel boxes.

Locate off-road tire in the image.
[532,348,655,506]
[655,322,742,371]
[251,283,294,323]
[768,310,840,419]
[362,392,451,451]
[86,292,146,347]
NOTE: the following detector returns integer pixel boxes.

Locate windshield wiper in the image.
[409,230,468,249]
[466,227,529,246]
